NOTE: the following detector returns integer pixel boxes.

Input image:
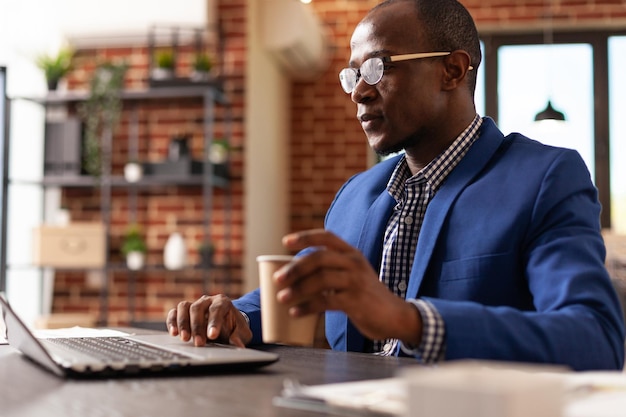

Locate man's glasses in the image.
[338,52,473,94]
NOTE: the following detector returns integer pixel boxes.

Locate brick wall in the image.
[291,0,626,233]
[52,0,247,326]
[51,0,626,326]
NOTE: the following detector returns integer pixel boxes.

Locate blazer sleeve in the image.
[232,289,264,345]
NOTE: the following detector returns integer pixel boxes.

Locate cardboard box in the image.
[32,223,106,268]
[34,313,97,329]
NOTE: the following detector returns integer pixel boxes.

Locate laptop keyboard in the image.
[45,337,193,362]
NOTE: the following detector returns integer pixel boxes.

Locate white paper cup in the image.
[257,255,318,346]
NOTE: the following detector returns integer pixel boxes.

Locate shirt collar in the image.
[387,114,483,201]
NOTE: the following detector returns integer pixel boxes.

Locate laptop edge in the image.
[0,294,278,378]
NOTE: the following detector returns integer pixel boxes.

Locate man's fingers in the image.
[168,294,252,348]
[288,289,339,317]
[166,308,179,336]
[206,295,231,341]
[229,334,246,348]
[176,301,194,342]
[189,296,213,346]
[282,229,355,253]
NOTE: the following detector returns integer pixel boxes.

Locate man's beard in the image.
[373,132,418,156]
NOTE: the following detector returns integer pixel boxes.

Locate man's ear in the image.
[441,50,472,91]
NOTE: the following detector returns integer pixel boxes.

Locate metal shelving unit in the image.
[3,83,233,326]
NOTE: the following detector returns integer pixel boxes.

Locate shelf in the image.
[10,172,229,189]
[6,262,231,273]
[13,82,230,106]
[4,71,234,327]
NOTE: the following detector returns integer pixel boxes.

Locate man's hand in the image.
[275,229,423,346]
[166,294,252,348]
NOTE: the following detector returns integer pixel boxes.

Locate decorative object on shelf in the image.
[35,47,74,91]
[148,25,224,88]
[123,160,143,183]
[190,53,213,82]
[32,223,106,268]
[152,49,175,80]
[209,138,230,164]
[141,134,209,177]
[55,207,71,226]
[164,232,187,270]
[78,61,128,177]
[168,135,191,161]
[197,240,215,268]
[43,117,82,176]
[121,224,147,270]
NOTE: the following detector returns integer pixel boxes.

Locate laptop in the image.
[0,294,278,378]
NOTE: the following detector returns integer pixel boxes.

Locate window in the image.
[609,36,626,233]
[497,43,594,179]
[483,30,626,229]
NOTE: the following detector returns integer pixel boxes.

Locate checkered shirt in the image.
[372,115,483,363]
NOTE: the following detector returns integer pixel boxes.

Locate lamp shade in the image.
[534,100,566,122]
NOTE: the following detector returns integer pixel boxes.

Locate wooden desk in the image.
[0,334,417,417]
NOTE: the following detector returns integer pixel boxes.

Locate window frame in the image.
[481,29,626,228]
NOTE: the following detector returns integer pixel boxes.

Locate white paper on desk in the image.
[275,367,626,417]
[564,371,626,417]
[33,327,130,339]
[274,377,406,416]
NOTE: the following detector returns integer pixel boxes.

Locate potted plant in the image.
[77,61,127,178]
[152,50,175,80]
[36,47,74,91]
[121,224,147,270]
[197,240,215,268]
[190,53,213,82]
[209,138,230,164]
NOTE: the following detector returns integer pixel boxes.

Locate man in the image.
[167,0,625,371]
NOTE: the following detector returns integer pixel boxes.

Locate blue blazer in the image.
[235,118,625,371]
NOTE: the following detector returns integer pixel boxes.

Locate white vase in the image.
[124,162,143,183]
[164,232,187,270]
[126,251,145,271]
[55,209,71,225]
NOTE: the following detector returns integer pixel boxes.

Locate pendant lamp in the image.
[534,100,566,122]
[534,0,566,123]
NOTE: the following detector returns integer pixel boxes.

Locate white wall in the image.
[243,0,291,292]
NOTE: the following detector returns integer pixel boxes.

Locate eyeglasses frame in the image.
[339,51,474,94]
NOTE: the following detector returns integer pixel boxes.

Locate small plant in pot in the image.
[209,138,230,164]
[152,50,175,80]
[190,53,213,82]
[36,47,74,91]
[121,224,147,270]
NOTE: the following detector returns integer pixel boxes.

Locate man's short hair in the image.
[372,0,482,95]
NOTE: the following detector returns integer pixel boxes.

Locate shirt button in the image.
[383,343,393,353]
[398,282,407,292]
[404,216,413,225]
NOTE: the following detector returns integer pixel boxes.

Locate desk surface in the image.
[0,331,417,417]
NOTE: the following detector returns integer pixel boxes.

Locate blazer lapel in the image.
[356,190,396,268]
[339,182,395,352]
[406,118,505,299]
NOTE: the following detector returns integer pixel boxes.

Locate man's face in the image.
[348,3,445,155]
